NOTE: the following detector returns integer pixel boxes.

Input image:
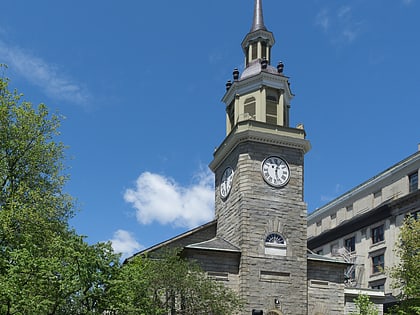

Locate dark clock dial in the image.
[220,166,234,199]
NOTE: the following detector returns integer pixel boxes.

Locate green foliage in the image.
[106,249,243,315]
[0,68,242,314]
[0,66,120,314]
[351,294,379,315]
[387,216,420,315]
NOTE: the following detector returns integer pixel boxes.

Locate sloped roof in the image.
[185,237,241,253]
[307,250,350,265]
[126,220,217,262]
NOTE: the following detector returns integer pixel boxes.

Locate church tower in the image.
[209,0,311,313]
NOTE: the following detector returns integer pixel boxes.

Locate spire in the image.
[250,0,267,32]
[242,0,274,67]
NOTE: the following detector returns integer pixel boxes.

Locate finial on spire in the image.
[250,0,267,32]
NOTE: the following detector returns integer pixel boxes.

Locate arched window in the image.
[265,233,286,256]
[265,233,285,245]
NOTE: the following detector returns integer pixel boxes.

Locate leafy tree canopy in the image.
[388,216,420,315]
[0,67,241,315]
[351,294,379,315]
[0,66,120,315]
[106,249,243,315]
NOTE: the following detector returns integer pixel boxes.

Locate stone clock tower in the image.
[209,0,311,313]
[134,1,350,313]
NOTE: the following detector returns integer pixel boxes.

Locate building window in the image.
[371,283,385,291]
[265,233,286,256]
[330,213,336,219]
[346,205,353,212]
[265,233,285,245]
[409,172,418,193]
[244,97,256,120]
[316,249,324,255]
[266,95,277,125]
[372,254,384,274]
[330,242,339,255]
[227,101,234,127]
[261,41,267,59]
[316,220,321,227]
[371,225,384,244]
[344,236,356,252]
[252,43,257,60]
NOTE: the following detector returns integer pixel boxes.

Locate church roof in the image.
[127,220,217,261]
[240,59,279,80]
[185,237,241,253]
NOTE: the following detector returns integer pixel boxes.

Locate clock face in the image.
[261,156,290,187]
[220,166,234,199]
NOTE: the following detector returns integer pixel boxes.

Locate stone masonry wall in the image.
[215,140,308,314]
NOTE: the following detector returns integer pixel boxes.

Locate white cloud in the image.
[110,229,143,260]
[315,6,363,44]
[337,6,351,19]
[315,9,330,31]
[124,168,214,229]
[0,40,90,106]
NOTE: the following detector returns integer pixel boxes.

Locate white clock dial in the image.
[220,166,234,199]
[261,156,290,187]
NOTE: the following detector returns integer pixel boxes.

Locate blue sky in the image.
[1,0,419,259]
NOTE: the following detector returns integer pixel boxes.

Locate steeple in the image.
[242,0,275,67]
[211,3,310,314]
[250,0,267,32]
[221,0,298,137]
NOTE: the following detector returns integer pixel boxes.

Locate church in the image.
[130,1,387,314]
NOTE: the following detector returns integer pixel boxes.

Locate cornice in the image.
[222,71,292,106]
[241,29,275,50]
[307,189,420,249]
[209,120,310,171]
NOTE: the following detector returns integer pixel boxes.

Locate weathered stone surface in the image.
[214,138,309,314]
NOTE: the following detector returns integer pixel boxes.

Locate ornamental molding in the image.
[222,71,292,106]
[209,120,310,172]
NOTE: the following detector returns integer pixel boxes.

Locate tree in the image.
[0,66,120,314]
[351,294,379,315]
[106,249,243,315]
[387,216,420,315]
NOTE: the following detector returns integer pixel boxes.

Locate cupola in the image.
[222,0,294,136]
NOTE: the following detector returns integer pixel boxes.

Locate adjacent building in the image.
[308,148,420,309]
